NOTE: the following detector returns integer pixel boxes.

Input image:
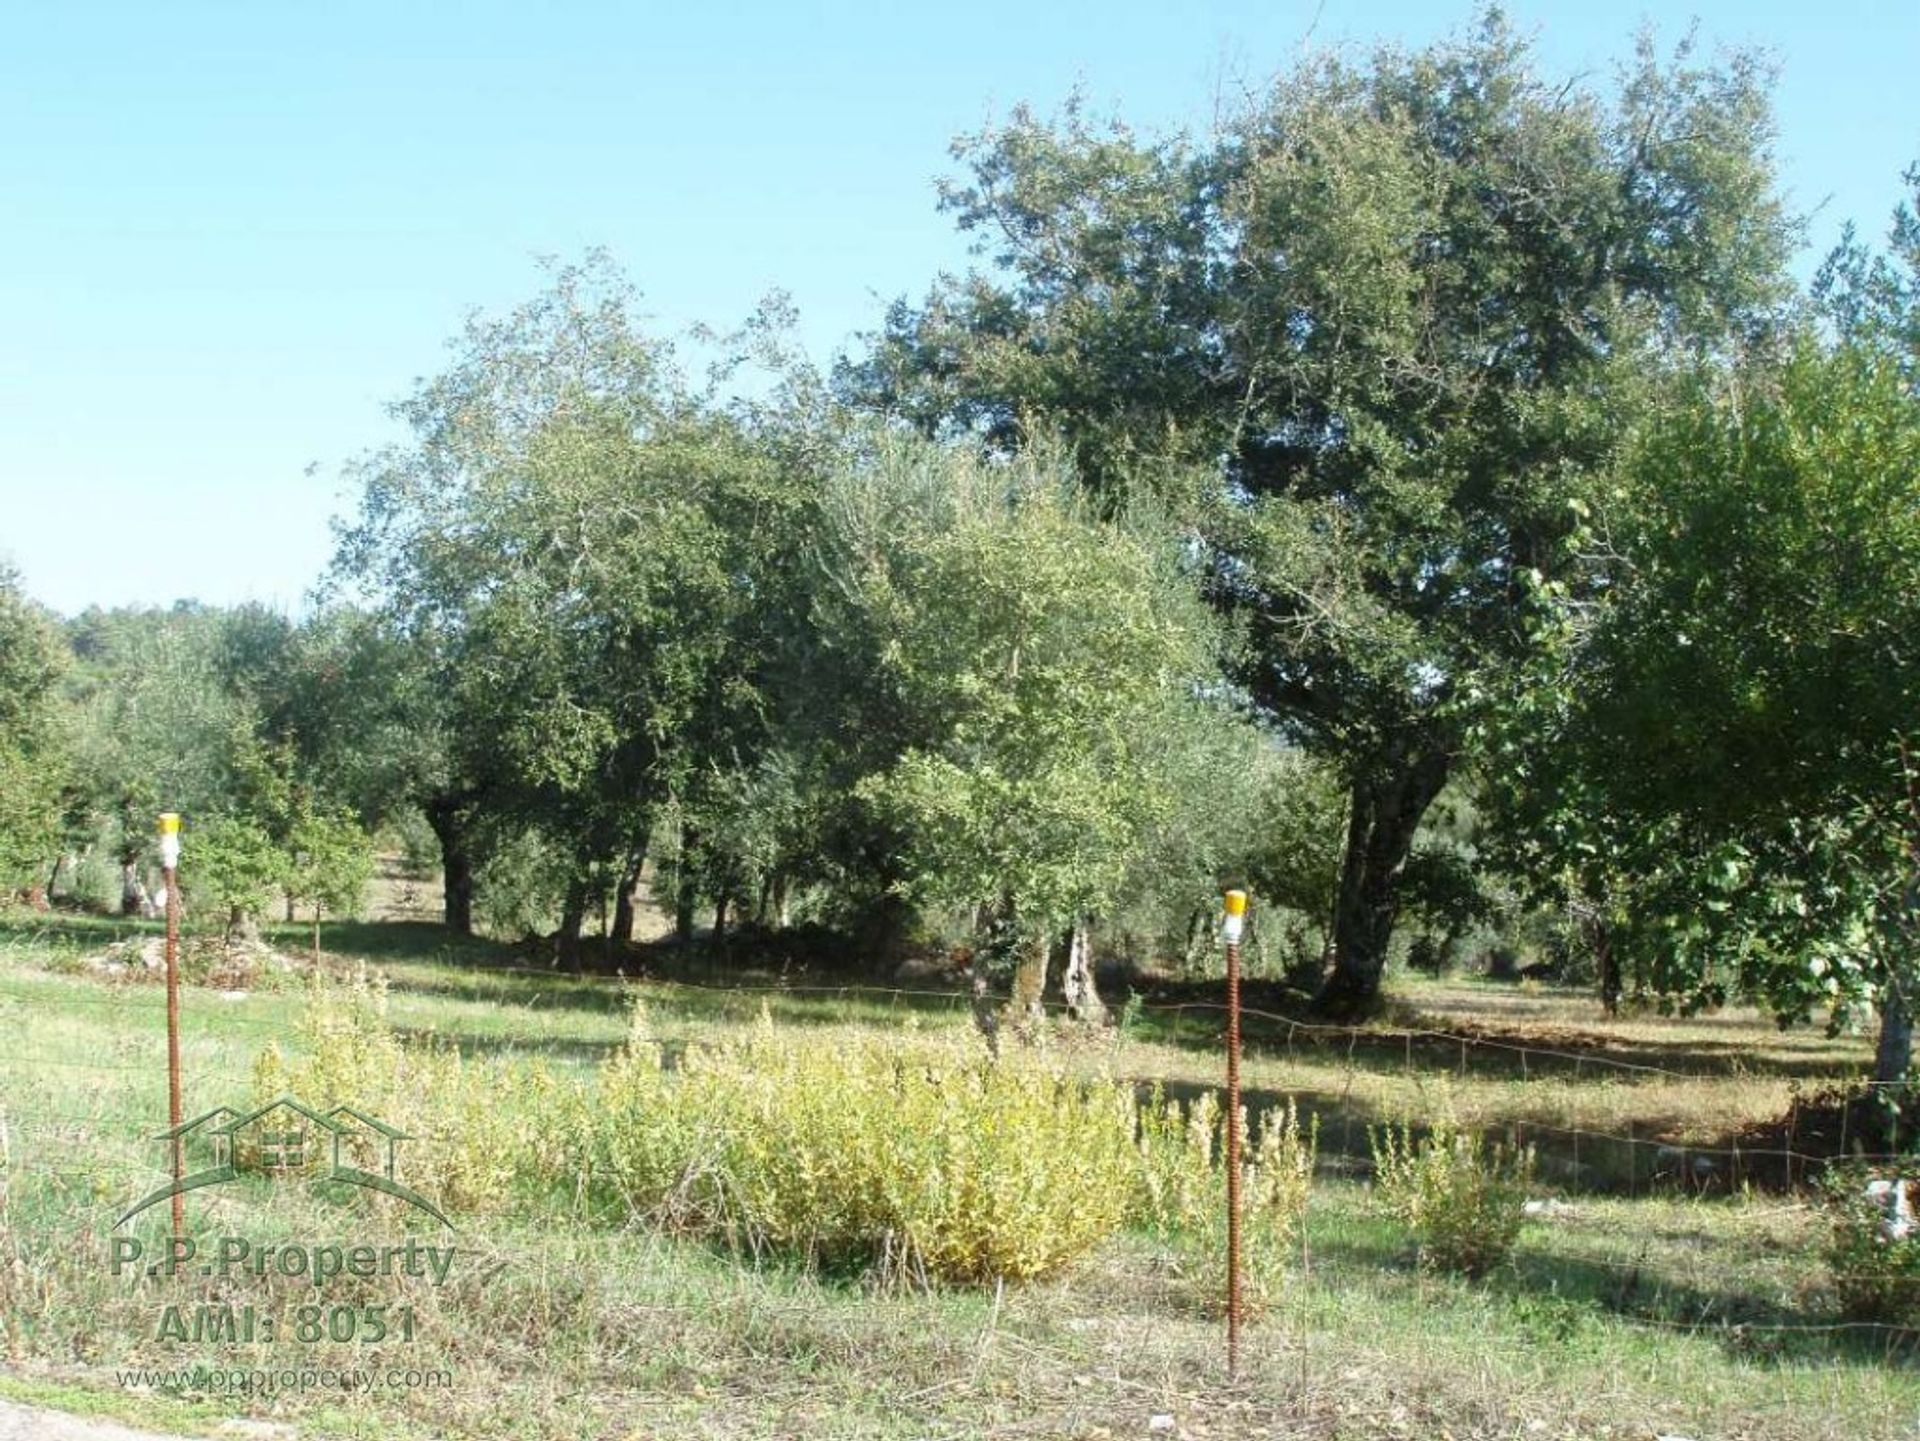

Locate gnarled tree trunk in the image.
[1317,751,1450,1018]
[610,849,647,944]
[1010,930,1050,1024]
[425,799,476,936]
[1595,918,1623,1017]
[673,823,700,943]
[1061,920,1104,1024]
[120,861,151,918]
[1878,873,1919,1087]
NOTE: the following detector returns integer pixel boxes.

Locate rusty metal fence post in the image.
[158,813,184,1248]
[1222,888,1249,1377]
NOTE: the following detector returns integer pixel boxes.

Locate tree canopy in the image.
[846,12,1793,1012]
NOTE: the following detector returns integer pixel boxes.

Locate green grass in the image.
[1,909,1913,1440]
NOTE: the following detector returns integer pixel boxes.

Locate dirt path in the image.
[0,1401,286,1441]
[0,1401,188,1441]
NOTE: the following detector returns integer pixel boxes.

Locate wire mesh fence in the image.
[2,955,1915,1352]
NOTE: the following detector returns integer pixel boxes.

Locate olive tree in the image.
[819,437,1226,1020]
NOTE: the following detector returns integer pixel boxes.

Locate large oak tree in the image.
[848,13,1792,1012]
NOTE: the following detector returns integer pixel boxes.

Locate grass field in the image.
[1,908,1915,1440]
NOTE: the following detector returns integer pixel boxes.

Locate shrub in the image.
[283,808,377,925]
[1822,1165,1920,1325]
[472,829,572,940]
[1371,1109,1533,1276]
[188,814,286,936]
[592,1009,1141,1282]
[1136,1089,1315,1316]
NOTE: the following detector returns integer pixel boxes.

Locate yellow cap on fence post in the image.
[157,813,181,869]
[1222,888,1248,943]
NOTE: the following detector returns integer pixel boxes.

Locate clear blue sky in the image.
[2,1,1915,616]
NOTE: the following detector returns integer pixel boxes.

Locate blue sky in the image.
[2,0,1915,615]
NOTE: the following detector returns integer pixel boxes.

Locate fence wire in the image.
[3,946,1916,1350]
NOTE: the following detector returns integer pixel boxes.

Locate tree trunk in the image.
[556,878,588,971]
[1876,988,1912,1088]
[425,801,475,936]
[1184,907,1209,973]
[711,894,730,952]
[969,945,1000,1055]
[674,824,700,943]
[228,904,260,945]
[1010,930,1050,1024]
[610,849,645,944]
[772,873,790,931]
[120,862,150,918]
[673,879,697,944]
[1594,916,1622,1017]
[1061,920,1104,1024]
[856,891,913,972]
[1316,751,1450,1019]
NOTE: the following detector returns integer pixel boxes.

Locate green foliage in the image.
[0,746,63,894]
[1371,1108,1534,1277]
[823,436,1224,941]
[62,607,274,837]
[387,807,440,880]
[0,566,68,890]
[283,806,376,920]
[1519,338,1920,1070]
[1816,161,1920,371]
[186,814,286,934]
[850,11,1793,1009]
[472,826,573,940]
[1821,1166,1920,1325]
[333,256,827,943]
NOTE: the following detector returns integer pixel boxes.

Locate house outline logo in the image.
[116,1094,452,1230]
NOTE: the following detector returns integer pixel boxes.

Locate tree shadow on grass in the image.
[1307,1216,1918,1367]
[1494,1248,1920,1368]
[1125,1072,1817,1196]
[389,1025,630,1069]
[1132,976,1865,1084]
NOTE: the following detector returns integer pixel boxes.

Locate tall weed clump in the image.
[258,982,1318,1293]
[1371,1107,1533,1277]
[252,966,568,1214]
[1136,1089,1315,1316]
[591,1008,1140,1282]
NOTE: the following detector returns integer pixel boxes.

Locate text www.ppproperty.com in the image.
[115,1364,452,1396]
